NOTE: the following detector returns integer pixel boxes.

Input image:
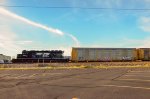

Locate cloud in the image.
[0,27,33,53]
[0,7,64,35]
[0,7,80,46]
[66,34,80,46]
[0,17,33,56]
[15,41,33,45]
[0,0,6,3]
[123,38,150,48]
[143,0,150,3]
[0,26,21,56]
[123,16,150,48]
[139,17,150,32]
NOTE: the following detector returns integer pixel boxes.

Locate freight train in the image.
[12,48,150,63]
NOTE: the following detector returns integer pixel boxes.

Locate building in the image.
[0,54,11,63]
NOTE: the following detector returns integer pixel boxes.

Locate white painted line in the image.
[124,75,150,77]
[117,79,150,82]
[29,73,39,78]
[45,73,62,75]
[127,73,150,75]
[42,73,62,76]
[4,74,17,77]
[130,71,150,73]
[13,74,28,79]
[101,85,150,90]
[0,74,10,77]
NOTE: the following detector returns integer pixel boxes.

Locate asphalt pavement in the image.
[0,68,150,99]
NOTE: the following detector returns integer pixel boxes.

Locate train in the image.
[12,50,69,63]
[12,48,150,63]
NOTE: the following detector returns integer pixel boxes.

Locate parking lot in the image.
[0,68,150,99]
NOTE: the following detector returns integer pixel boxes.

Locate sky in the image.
[1,0,150,57]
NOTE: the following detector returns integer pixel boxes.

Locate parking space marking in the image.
[101,85,150,90]
[42,73,62,76]
[29,73,39,78]
[0,72,63,79]
[117,79,150,82]
[14,74,29,78]
[130,71,150,73]
[1,74,20,79]
[0,74,11,78]
[124,75,150,77]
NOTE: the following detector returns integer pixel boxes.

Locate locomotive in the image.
[12,50,69,63]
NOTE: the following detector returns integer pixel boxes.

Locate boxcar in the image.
[71,48,138,62]
[138,48,150,61]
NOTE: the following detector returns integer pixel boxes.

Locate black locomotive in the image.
[12,50,69,63]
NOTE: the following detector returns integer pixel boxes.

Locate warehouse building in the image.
[0,54,11,63]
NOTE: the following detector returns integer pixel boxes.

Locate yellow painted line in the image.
[117,79,150,82]
[101,85,150,90]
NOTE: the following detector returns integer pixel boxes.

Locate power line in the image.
[0,5,150,11]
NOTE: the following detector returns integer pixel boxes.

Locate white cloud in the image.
[0,7,80,47]
[15,41,33,45]
[139,17,150,32]
[0,17,33,56]
[143,0,150,3]
[0,26,21,56]
[123,38,150,48]
[0,0,6,3]
[124,16,150,48]
[58,47,72,56]
[0,8,64,35]
[66,34,80,46]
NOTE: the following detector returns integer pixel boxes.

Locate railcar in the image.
[138,48,150,61]
[71,48,138,62]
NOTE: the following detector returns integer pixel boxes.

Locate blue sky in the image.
[1,0,150,57]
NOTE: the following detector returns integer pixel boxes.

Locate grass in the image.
[0,65,150,70]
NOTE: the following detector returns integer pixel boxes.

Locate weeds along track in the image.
[1,62,150,68]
